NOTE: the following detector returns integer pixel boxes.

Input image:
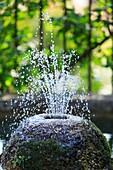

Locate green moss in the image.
[1,118,111,170]
[12,139,78,170]
[87,121,111,167]
[8,135,111,170]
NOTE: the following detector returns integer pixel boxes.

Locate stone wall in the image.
[0,94,113,116]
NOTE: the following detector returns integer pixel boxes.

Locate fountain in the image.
[1,14,111,169]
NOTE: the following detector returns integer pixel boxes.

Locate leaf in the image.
[5,78,12,87]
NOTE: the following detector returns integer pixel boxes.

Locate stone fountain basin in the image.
[1,114,111,170]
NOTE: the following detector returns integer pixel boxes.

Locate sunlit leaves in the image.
[0,0,112,93]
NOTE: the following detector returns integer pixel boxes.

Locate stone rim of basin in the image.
[24,113,84,125]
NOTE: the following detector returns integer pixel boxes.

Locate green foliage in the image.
[0,1,28,92]
[0,0,112,93]
[52,0,112,93]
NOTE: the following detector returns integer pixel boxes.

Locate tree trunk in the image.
[39,0,43,51]
[112,38,113,94]
[111,0,113,94]
[88,0,92,92]
[14,0,18,48]
[63,0,67,52]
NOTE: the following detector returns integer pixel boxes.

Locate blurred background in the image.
[0,0,113,158]
[0,0,113,94]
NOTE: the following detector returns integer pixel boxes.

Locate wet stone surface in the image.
[1,114,111,170]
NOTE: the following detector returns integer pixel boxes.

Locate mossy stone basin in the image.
[1,114,111,170]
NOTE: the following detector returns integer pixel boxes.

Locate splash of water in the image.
[29,48,81,115]
[14,13,89,119]
[1,13,90,137]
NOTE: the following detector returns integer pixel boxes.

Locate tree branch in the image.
[80,35,110,61]
[69,35,110,68]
